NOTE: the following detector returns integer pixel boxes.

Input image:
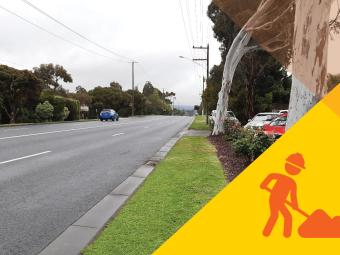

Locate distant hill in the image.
[175,105,194,111]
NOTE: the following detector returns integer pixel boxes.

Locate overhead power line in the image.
[0,4,126,63]
[184,0,195,45]
[178,0,194,58]
[19,0,132,61]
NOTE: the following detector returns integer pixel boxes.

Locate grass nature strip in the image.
[83,137,226,255]
[189,115,210,130]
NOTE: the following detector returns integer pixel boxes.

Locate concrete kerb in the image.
[38,117,194,255]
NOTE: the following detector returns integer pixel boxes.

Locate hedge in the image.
[40,91,80,121]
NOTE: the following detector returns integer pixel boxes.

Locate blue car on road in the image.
[99,109,119,121]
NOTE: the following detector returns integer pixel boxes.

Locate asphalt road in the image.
[0,116,192,255]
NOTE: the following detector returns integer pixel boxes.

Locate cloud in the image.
[0,0,221,106]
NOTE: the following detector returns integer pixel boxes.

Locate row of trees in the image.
[86,81,174,117]
[0,63,175,124]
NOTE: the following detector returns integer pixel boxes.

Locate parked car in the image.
[99,109,119,121]
[244,112,279,130]
[279,109,289,114]
[209,110,240,125]
[263,113,288,137]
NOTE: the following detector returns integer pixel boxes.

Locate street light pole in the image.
[130,61,138,116]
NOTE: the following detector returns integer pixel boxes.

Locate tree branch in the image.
[246,2,293,32]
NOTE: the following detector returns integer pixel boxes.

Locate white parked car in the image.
[209,110,240,125]
[279,109,289,114]
[244,112,279,130]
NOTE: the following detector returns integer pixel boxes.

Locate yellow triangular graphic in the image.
[154,85,340,254]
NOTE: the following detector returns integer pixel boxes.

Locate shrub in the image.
[118,107,131,117]
[40,91,80,121]
[224,118,242,141]
[251,132,275,160]
[232,129,254,157]
[224,119,275,162]
[35,101,54,121]
[17,108,38,123]
[65,98,80,121]
[232,130,274,162]
[53,96,67,121]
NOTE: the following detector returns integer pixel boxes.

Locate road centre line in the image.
[0,151,51,165]
[112,133,125,137]
[0,118,166,141]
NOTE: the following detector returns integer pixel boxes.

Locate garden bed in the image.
[209,135,249,182]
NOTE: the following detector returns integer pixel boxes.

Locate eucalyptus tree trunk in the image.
[212,28,253,135]
[212,0,281,135]
[286,0,333,129]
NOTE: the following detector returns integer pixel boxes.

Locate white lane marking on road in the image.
[0,151,51,165]
[0,117,171,141]
[112,133,125,137]
[0,125,106,140]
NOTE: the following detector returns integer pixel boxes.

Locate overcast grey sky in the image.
[0,0,221,106]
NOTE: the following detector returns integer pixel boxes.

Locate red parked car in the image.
[263,114,288,137]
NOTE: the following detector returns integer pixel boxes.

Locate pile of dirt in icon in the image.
[299,209,340,238]
[209,135,249,182]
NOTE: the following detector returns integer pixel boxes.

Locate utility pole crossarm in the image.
[193,58,207,61]
[193,46,208,50]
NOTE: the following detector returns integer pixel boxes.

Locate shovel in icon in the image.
[264,187,340,238]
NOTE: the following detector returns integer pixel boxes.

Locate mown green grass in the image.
[83,137,226,255]
[189,115,210,130]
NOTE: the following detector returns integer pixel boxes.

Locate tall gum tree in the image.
[212,0,294,135]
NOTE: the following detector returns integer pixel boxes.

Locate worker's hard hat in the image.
[286,153,305,170]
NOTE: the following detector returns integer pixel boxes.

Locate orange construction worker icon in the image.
[260,153,305,237]
[261,153,340,238]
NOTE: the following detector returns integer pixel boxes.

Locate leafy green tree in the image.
[142,81,155,97]
[147,90,172,115]
[69,86,92,106]
[33,63,72,91]
[126,89,147,115]
[0,65,42,123]
[141,81,173,115]
[76,85,87,93]
[89,86,132,117]
[35,101,54,121]
[110,81,122,90]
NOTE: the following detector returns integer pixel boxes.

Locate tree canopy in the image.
[0,65,42,123]
[33,63,73,91]
[0,63,178,123]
